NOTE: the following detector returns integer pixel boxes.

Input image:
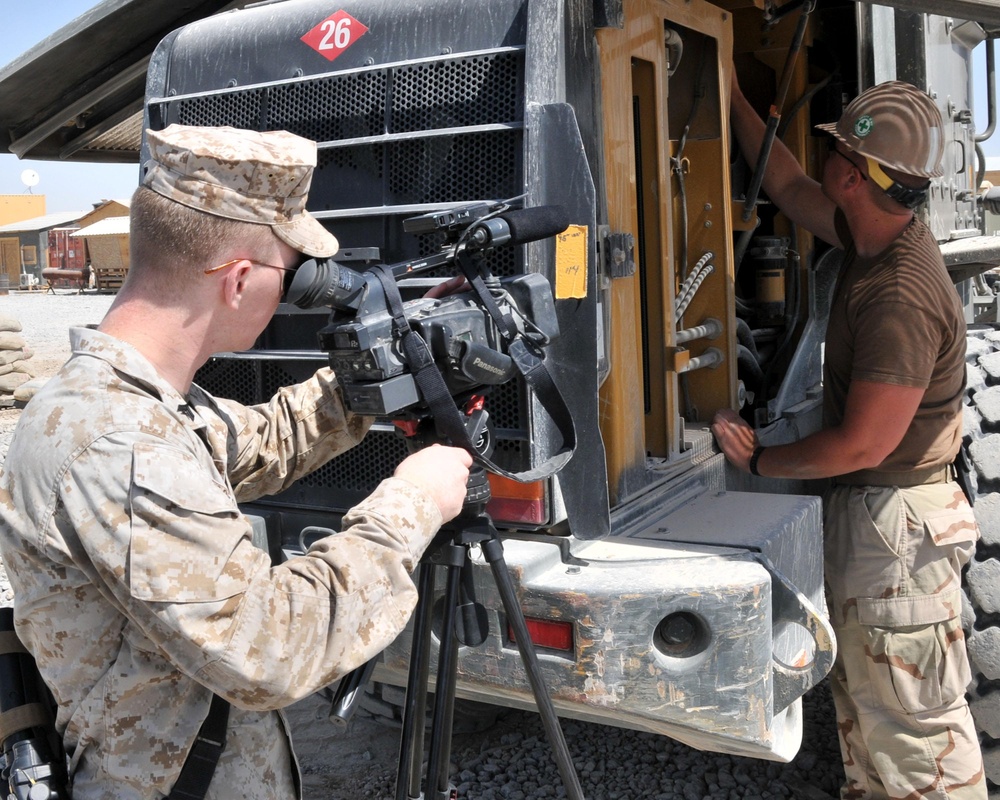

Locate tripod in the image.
[393,466,585,800]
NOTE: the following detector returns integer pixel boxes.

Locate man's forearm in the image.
[752,428,888,480]
[224,367,374,499]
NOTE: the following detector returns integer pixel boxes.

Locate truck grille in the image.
[158,48,529,511]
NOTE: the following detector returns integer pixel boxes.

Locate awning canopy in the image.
[0,0,245,164]
[1,0,999,164]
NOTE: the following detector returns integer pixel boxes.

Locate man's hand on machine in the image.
[423,275,469,299]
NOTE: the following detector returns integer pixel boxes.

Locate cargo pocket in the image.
[859,615,970,714]
[128,442,251,603]
[922,505,979,575]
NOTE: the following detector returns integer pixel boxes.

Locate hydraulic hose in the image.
[741,0,817,222]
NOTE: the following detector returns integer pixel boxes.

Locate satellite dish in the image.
[20,169,40,192]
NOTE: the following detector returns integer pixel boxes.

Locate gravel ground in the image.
[0,290,846,799]
[0,289,114,375]
[0,290,117,451]
[286,685,845,800]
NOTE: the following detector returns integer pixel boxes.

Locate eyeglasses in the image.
[827,141,868,181]
[204,258,298,298]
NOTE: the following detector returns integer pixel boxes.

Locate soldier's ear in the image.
[220,260,254,310]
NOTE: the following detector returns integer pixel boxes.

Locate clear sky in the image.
[2,2,1000,214]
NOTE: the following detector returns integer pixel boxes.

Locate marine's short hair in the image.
[128,186,278,293]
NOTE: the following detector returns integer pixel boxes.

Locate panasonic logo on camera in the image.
[472,357,506,375]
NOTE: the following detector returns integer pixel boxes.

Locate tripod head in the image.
[392,399,495,520]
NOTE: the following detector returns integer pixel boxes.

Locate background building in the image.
[0,209,83,290]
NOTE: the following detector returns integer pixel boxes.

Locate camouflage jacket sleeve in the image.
[65,434,441,711]
[198,367,373,502]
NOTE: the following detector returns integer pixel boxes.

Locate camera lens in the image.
[285,258,367,311]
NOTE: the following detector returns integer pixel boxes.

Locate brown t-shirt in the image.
[823,211,966,481]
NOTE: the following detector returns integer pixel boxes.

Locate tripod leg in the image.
[481,536,586,800]
[328,656,379,729]
[396,561,436,800]
[424,543,464,800]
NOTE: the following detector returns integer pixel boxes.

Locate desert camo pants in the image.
[824,480,985,800]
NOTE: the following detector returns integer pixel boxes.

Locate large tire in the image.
[963,323,1000,793]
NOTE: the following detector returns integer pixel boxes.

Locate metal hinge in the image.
[603,232,635,279]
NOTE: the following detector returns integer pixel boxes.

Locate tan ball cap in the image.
[143,124,339,258]
[816,81,944,179]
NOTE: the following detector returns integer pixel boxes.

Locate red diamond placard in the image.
[301,11,369,62]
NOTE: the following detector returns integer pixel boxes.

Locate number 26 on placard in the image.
[302,11,368,62]
[319,17,354,50]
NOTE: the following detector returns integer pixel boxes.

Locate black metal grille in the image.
[392,53,522,132]
[269,70,388,142]
[296,430,409,492]
[192,356,531,502]
[195,359,259,407]
[164,51,526,233]
[489,380,524,431]
[169,51,522,140]
[177,89,265,130]
[195,358,325,409]
[388,132,521,205]
[183,47,528,513]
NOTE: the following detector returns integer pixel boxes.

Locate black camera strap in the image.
[455,257,519,344]
[369,265,575,482]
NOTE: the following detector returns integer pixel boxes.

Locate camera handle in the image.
[394,467,586,800]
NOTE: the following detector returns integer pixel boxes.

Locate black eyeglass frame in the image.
[827,141,868,181]
[825,137,929,209]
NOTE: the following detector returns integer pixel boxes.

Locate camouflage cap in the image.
[143,124,339,258]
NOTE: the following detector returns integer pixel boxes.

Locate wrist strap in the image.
[749,445,766,477]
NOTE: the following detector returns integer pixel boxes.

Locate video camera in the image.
[285,201,570,421]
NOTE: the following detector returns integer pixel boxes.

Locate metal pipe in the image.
[975,37,997,143]
[733,218,760,277]
[742,0,816,222]
[678,347,724,373]
[676,318,723,344]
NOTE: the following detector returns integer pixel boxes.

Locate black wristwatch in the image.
[749,445,766,477]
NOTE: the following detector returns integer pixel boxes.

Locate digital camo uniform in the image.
[0,327,444,799]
